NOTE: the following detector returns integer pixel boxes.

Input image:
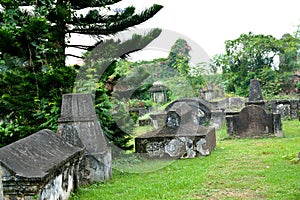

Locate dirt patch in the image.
[194,188,265,199]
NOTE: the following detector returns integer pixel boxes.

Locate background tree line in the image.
[212,31,300,98]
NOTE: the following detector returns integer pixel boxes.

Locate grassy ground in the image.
[70,120,300,200]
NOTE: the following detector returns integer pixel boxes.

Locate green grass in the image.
[70,120,300,200]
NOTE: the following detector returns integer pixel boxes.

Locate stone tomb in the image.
[149,81,168,103]
[165,98,224,129]
[270,99,299,119]
[57,93,112,185]
[165,98,212,126]
[0,93,113,199]
[226,105,282,137]
[135,101,216,158]
[0,129,84,200]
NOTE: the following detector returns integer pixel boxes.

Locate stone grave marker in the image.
[135,100,216,159]
[226,105,282,137]
[149,81,168,103]
[249,79,263,101]
[246,79,268,110]
[0,129,84,199]
[57,93,112,185]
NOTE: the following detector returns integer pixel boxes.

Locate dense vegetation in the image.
[212,32,300,97]
[0,0,162,148]
[108,38,206,107]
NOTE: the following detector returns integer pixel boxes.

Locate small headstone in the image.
[249,79,263,101]
[165,98,212,126]
[199,86,205,99]
[166,102,192,128]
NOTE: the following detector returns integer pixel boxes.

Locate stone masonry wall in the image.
[0,129,83,200]
[2,156,79,200]
[270,100,299,119]
[40,159,78,200]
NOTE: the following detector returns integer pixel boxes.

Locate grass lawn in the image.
[70,120,300,200]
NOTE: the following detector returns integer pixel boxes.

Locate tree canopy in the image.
[212,32,300,97]
[0,0,163,69]
[0,0,163,149]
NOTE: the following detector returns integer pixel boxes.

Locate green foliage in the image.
[168,38,206,92]
[213,32,300,97]
[131,84,152,101]
[94,85,134,151]
[0,66,76,147]
[108,38,207,102]
[168,38,191,76]
[296,81,300,91]
[0,0,162,149]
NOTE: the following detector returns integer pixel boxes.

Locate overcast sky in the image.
[67,0,300,65]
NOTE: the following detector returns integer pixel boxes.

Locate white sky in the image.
[66,0,300,65]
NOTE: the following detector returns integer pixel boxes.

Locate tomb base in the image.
[135,124,216,159]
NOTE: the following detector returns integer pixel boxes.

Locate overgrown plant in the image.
[0,0,163,149]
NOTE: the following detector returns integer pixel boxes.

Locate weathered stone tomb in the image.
[174,98,227,130]
[226,105,282,138]
[135,100,216,158]
[149,81,168,103]
[0,93,112,199]
[270,99,299,119]
[0,129,84,200]
[225,79,282,138]
[57,93,112,185]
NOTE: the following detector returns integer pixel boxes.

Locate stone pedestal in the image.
[135,125,216,158]
[150,82,168,103]
[57,93,112,185]
[211,110,225,129]
[249,79,263,101]
[245,100,268,110]
[246,79,268,110]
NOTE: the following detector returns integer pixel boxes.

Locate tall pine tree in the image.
[0,0,163,148]
[0,0,163,69]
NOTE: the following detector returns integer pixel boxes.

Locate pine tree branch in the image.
[86,28,162,61]
[66,44,99,51]
[71,0,123,9]
[67,4,163,35]
[66,44,91,50]
[66,40,102,51]
[65,54,84,59]
[69,6,136,26]
[2,0,122,8]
